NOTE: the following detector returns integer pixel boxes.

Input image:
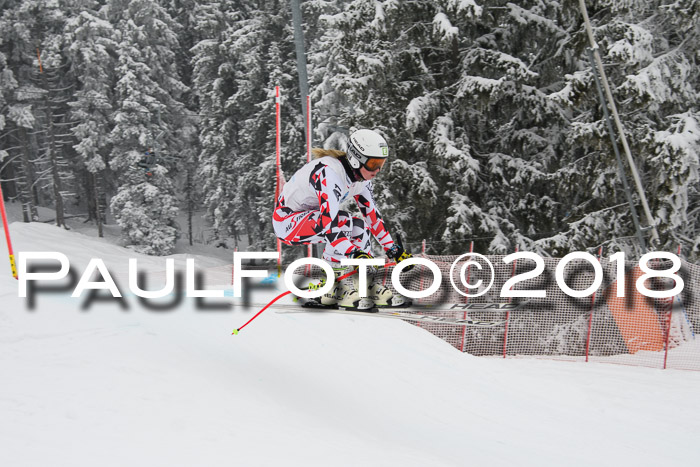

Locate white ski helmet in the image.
[346,129,389,171]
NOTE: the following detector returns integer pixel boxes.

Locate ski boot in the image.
[296,267,344,309]
[335,266,376,312]
[367,279,410,308]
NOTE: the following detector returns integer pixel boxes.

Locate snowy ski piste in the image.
[2,223,700,467]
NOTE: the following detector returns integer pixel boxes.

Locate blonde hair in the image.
[311,148,346,159]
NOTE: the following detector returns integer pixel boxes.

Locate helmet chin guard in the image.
[348,153,362,169]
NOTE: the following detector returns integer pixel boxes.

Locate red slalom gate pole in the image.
[305,95,313,276]
[0,183,17,279]
[306,95,312,162]
[233,262,396,335]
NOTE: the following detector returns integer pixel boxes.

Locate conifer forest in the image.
[0,0,697,260]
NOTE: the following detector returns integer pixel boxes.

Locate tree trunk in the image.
[93,172,103,238]
[42,73,66,229]
[186,163,193,246]
[17,127,39,222]
[0,162,18,199]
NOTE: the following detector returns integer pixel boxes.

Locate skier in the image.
[272,129,413,310]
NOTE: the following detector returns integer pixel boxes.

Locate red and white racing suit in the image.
[272,156,394,263]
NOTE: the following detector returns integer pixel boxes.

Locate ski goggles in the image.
[363,157,386,172]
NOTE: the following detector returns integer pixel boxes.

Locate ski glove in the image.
[386,243,414,271]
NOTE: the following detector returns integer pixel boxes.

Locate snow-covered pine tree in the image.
[0,8,20,205]
[0,0,694,262]
[449,0,578,256]
[0,0,71,222]
[310,0,699,260]
[191,0,244,247]
[543,0,700,259]
[107,0,189,254]
[310,0,458,251]
[194,0,304,254]
[110,151,179,255]
[229,37,303,253]
[31,39,78,229]
[652,112,700,257]
[63,5,119,235]
[607,0,700,258]
[311,0,571,255]
[162,0,202,246]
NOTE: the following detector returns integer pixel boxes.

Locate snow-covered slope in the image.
[1,223,699,467]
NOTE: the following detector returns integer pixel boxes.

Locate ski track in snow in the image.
[1,223,699,466]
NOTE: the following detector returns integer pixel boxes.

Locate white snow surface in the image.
[1,223,700,467]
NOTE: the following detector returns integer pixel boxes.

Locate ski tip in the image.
[232,329,240,335]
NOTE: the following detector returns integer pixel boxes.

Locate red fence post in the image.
[459,241,474,352]
[662,297,674,370]
[662,245,682,369]
[503,246,518,358]
[585,246,603,362]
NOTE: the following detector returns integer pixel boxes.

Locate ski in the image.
[275,306,506,327]
[233,300,525,313]
[297,297,377,312]
[396,301,530,312]
[231,291,517,334]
